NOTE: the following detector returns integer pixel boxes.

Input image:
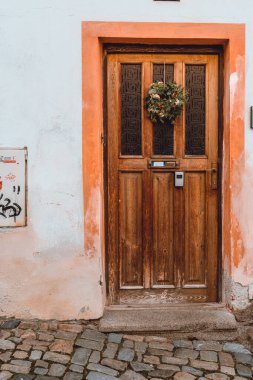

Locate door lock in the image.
[175,172,184,187]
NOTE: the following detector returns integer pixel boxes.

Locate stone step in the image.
[99,303,238,340]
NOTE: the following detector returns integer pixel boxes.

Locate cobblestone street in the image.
[0,319,252,380]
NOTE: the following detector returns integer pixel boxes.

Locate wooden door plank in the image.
[152,172,175,288]
[206,174,218,301]
[107,56,120,304]
[207,55,218,301]
[142,61,153,289]
[183,172,206,288]
[119,172,144,288]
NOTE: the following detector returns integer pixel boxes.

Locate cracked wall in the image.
[223,271,253,310]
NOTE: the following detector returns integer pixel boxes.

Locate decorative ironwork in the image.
[185,65,206,156]
[153,64,174,83]
[153,122,174,155]
[153,64,174,155]
[121,64,142,156]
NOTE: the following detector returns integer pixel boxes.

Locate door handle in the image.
[210,162,218,190]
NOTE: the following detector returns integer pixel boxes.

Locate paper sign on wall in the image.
[0,148,27,227]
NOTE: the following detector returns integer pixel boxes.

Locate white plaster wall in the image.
[0,0,253,318]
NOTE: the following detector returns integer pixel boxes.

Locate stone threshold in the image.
[99,303,238,339]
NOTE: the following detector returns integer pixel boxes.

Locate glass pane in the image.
[121,64,142,156]
[185,65,206,156]
[153,64,174,156]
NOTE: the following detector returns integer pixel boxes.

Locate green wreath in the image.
[145,81,187,125]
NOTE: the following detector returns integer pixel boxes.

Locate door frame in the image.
[105,50,222,304]
[81,22,245,309]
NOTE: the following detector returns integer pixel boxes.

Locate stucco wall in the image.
[0,0,252,319]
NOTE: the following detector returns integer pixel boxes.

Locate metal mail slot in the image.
[148,160,179,169]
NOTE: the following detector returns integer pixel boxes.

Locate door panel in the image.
[107,53,219,305]
[184,172,206,288]
[152,172,175,288]
[119,172,143,288]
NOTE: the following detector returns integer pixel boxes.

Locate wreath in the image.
[145,81,187,125]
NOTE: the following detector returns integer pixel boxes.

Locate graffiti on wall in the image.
[0,149,27,227]
[0,194,22,221]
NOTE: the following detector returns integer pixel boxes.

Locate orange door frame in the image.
[82,21,245,307]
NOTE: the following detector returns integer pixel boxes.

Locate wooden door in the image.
[107,53,219,305]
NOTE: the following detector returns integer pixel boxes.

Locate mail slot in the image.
[148,160,179,169]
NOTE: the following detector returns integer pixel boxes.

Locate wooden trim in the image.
[103,50,109,297]
[217,52,224,302]
[105,44,224,55]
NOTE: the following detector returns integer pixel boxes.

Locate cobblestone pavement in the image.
[0,319,253,380]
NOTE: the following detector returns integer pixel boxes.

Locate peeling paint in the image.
[232,155,253,286]
[84,186,100,259]
[230,55,245,122]
[223,270,251,310]
[230,71,239,114]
